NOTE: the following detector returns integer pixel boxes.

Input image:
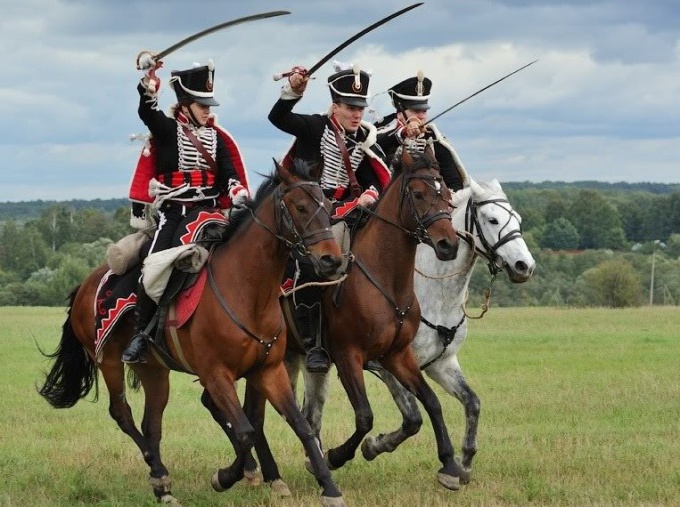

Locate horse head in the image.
[391,146,459,261]
[273,159,343,278]
[452,178,535,282]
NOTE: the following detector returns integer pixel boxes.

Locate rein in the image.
[358,172,452,244]
[354,257,413,324]
[416,195,519,368]
[207,262,283,356]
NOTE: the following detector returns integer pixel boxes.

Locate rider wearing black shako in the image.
[268,61,391,373]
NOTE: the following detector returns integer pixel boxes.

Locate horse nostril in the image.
[320,254,342,270]
[515,261,527,274]
[436,239,458,260]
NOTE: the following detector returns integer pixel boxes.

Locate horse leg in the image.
[324,355,374,470]
[381,349,465,491]
[302,366,331,444]
[249,363,344,507]
[284,348,302,403]
[241,381,291,497]
[361,368,423,461]
[202,373,256,492]
[199,388,263,486]
[425,356,479,483]
[132,364,178,504]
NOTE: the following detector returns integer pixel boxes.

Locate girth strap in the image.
[418,314,466,370]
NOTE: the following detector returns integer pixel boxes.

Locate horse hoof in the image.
[437,471,460,491]
[321,495,346,507]
[270,479,291,497]
[361,436,378,461]
[211,471,225,492]
[243,468,263,486]
[454,457,472,485]
[159,493,182,506]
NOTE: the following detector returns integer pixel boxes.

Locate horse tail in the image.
[37,285,99,408]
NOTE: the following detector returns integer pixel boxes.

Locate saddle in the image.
[95,208,227,370]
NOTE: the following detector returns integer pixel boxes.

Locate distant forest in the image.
[1,181,678,222]
[1,181,679,307]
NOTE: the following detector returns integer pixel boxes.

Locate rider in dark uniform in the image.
[122,54,249,363]
[376,71,467,191]
[268,61,391,373]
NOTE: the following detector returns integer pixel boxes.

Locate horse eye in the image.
[412,191,424,200]
[489,218,499,225]
[295,204,306,213]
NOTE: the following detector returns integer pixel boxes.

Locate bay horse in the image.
[38,160,349,507]
[328,178,535,483]
[281,148,466,489]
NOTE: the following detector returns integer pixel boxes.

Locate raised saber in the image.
[140,10,291,66]
[424,59,538,126]
[273,2,424,81]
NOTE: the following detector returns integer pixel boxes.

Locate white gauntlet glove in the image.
[229,185,250,207]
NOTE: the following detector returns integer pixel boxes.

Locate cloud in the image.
[1,0,679,202]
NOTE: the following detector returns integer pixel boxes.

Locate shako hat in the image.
[170,60,219,106]
[388,70,432,111]
[327,62,370,108]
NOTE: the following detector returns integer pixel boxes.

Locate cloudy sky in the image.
[2,0,679,202]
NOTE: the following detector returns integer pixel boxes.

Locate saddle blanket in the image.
[94,268,207,362]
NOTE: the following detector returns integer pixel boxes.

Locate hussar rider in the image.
[122,54,249,363]
[268,61,391,373]
[376,71,467,191]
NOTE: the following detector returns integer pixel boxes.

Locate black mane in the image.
[220,158,315,244]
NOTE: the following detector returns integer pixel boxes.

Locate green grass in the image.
[1,306,679,506]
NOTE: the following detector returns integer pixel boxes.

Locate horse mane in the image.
[384,151,439,193]
[220,159,315,243]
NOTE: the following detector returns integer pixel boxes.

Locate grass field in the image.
[1,306,679,506]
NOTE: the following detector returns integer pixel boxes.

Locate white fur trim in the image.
[428,123,469,186]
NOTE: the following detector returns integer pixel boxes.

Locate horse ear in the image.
[423,143,437,165]
[274,157,294,185]
[468,177,485,196]
[489,178,502,191]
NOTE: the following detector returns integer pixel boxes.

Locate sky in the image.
[1,0,679,202]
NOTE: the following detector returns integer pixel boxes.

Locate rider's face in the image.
[184,102,211,126]
[332,102,365,133]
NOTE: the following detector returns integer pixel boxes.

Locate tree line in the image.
[1,182,679,307]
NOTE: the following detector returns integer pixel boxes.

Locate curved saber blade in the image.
[425,59,539,126]
[156,10,291,60]
[306,2,424,77]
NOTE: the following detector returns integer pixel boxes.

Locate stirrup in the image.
[121,333,149,364]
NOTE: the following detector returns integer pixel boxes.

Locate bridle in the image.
[207,178,335,360]
[360,168,452,245]
[250,180,335,256]
[463,197,523,275]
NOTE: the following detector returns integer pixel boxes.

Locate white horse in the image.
[289,177,536,486]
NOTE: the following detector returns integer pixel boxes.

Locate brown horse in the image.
[231,149,465,491]
[38,160,348,507]
[303,148,466,489]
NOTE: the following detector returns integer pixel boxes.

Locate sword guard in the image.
[273,66,309,81]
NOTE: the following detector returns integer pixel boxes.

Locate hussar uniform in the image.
[376,73,467,191]
[268,63,390,373]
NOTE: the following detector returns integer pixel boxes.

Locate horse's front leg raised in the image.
[361,368,423,461]
[381,349,466,491]
[425,356,479,482]
[250,363,345,507]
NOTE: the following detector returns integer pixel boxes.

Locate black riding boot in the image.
[297,304,330,374]
[121,286,157,364]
